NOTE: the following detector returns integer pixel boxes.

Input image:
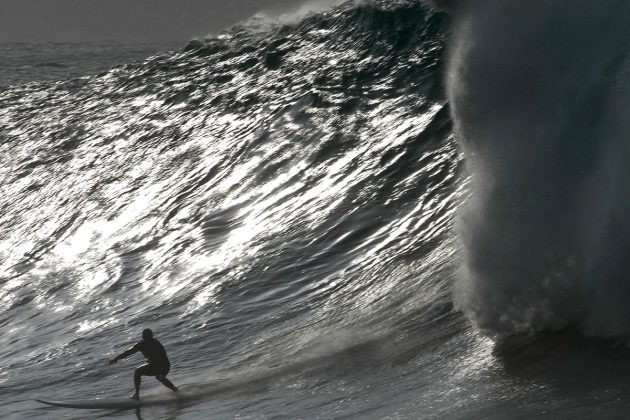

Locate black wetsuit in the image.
[131,337,171,376]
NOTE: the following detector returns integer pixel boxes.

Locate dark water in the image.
[3,1,630,419]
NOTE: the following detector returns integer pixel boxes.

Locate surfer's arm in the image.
[109,344,140,365]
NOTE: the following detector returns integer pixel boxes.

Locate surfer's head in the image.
[142,328,153,340]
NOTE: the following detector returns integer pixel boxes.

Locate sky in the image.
[0,0,337,43]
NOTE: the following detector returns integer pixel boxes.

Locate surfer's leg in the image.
[156,375,178,392]
[133,364,151,400]
[132,369,142,400]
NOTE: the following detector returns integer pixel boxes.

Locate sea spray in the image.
[447,0,630,337]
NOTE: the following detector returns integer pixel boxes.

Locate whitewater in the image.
[3,0,630,418]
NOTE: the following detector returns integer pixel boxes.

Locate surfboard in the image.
[36,398,141,409]
[36,394,181,410]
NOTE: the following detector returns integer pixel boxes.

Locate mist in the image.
[448,0,630,338]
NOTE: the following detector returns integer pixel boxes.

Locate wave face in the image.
[1,2,473,418]
[448,0,630,337]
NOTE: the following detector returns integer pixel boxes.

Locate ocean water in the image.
[3,1,630,419]
[0,42,182,86]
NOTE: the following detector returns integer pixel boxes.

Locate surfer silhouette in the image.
[109,328,178,400]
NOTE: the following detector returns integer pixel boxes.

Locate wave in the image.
[7,1,630,418]
[0,2,466,415]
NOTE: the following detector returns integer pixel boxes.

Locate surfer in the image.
[109,328,178,400]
